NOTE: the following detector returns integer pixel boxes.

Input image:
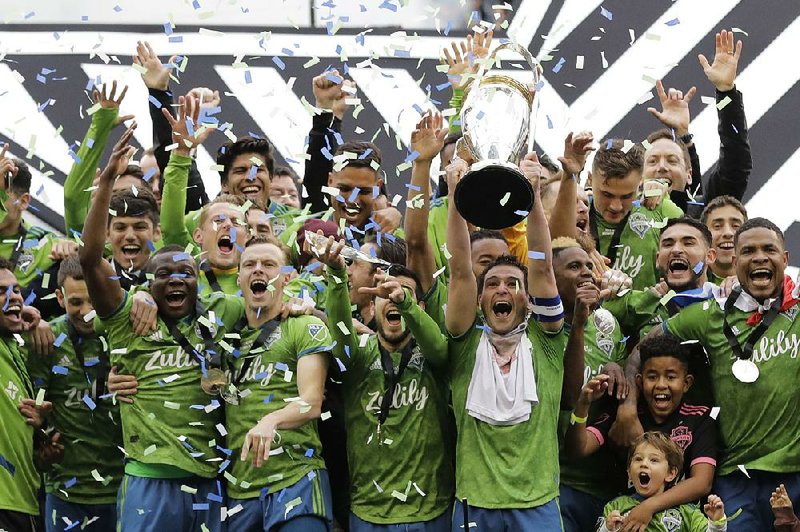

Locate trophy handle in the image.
[490,42,542,91]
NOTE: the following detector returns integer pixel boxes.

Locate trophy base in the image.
[453,162,534,230]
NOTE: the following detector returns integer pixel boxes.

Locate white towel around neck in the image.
[466,329,538,426]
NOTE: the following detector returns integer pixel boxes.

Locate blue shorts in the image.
[558,485,607,532]
[350,508,451,531]
[714,469,800,532]
[228,469,332,532]
[45,494,116,531]
[451,498,562,532]
[116,475,225,532]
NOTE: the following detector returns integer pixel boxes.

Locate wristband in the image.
[531,295,565,323]
[679,133,694,144]
[570,412,588,425]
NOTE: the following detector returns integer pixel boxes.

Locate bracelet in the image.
[570,412,588,425]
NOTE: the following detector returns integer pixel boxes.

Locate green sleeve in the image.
[603,290,662,334]
[97,293,135,367]
[397,289,449,369]
[664,301,709,342]
[448,88,465,135]
[290,315,334,358]
[64,108,119,236]
[427,197,450,282]
[680,504,710,532]
[0,189,9,225]
[324,266,359,363]
[658,197,684,219]
[25,350,51,394]
[161,152,193,247]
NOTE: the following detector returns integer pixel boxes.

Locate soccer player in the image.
[269,166,301,210]
[27,254,123,531]
[106,187,162,290]
[80,123,243,532]
[226,236,334,531]
[318,234,454,531]
[597,432,726,532]
[701,196,747,285]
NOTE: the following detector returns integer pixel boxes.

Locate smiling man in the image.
[80,124,244,532]
[701,195,748,284]
[106,188,162,290]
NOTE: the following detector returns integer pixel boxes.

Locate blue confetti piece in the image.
[606,138,613,149]
[192,0,201,8]
[405,183,421,191]
[355,33,365,46]
[600,6,612,20]
[263,393,274,404]
[53,332,67,347]
[147,95,162,109]
[275,362,289,372]
[24,11,35,19]
[514,210,529,216]
[348,187,361,203]
[379,0,397,11]
[405,150,420,163]
[0,455,16,475]
[632,200,641,207]
[435,82,451,91]
[552,57,566,73]
[83,357,99,367]
[394,49,410,58]
[52,365,68,375]
[244,70,252,84]
[23,292,36,305]
[304,448,314,458]
[64,477,77,488]
[325,72,343,84]
[216,460,230,474]
[81,15,89,21]
[207,492,223,503]
[444,20,452,36]
[307,470,317,480]
[168,36,183,43]
[693,261,704,274]
[113,5,123,12]
[476,111,485,120]
[546,115,553,129]
[171,252,192,262]
[86,138,95,149]
[665,18,680,26]
[335,358,346,372]
[163,22,173,35]
[272,57,286,70]
[528,250,546,260]
[620,336,629,343]
[83,395,96,411]
[192,503,209,511]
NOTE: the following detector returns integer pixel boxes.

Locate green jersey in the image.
[284,270,328,311]
[665,298,800,475]
[326,267,454,524]
[604,289,667,338]
[99,291,244,478]
[592,200,682,291]
[0,334,39,515]
[427,197,450,283]
[0,220,58,290]
[599,495,710,531]
[26,316,123,504]
[422,279,447,331]
[559,311,627,501]
[225,315,333,499]
[444,317,567,508]
[198,267,240,297]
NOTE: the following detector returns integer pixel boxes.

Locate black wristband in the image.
[680,133,694,144]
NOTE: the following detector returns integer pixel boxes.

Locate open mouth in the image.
[3,303,21,320]
[122,244,141,259]
[718,241,734,251]
[653,392,671,408]
[668,258,690,274]
[638,472,651,489]
[577,280,594,288]
[241,184,261,196]
[493,301,513,317]
[576,217,588,232]
[385,309,402,326]
[165,291,187,307]
[250,279,268,297]
[217,235,234,255]
[750,268,773,284]
[343,203,361,216]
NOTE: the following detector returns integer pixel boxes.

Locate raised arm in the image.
[549,131,594,239]
[442,30,492,134]
[79,125,136,317]
[444,159,477,337]
[699,29,751,202]
[564,374,609,459]
[315,236,359,359]
[405,112,446,294]
[523,153,563,332]
[159,94,213,246]
[64,82,131,237]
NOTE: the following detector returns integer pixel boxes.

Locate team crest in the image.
[670,425,693,450]
[272,219,287,236]
[661,508,683,531]
[16,251,34,273]
[407,346,425,372]
[596,335,614,359]
[628,212,651,239]
[783,305,799,321]
[307,323,328,342]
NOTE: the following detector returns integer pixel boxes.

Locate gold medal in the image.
[200,368,228,395]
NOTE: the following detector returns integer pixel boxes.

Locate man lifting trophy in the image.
[454,42,542,230]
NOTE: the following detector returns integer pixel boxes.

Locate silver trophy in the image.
[304,231,391,267]
[454,42,542,230]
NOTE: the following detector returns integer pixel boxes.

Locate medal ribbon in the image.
[722,286,783,363]
[67,321,110,401]
[163,301,218,375]
[376,339,416,426]
[230,316,282,387]
[589,202,631,265]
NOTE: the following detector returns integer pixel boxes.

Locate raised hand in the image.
[307,232,346,270]
[99,124,137,183]
[704,494,726,523]
[358,269,406,304]
[520,152,544,190]
[187,87,221,109]
[441,30,493,89]
[161,95,213,155]
[698,29,742,92]
[312,69,355,120]
[574,283,602,327]
[410,112,447,162]
[133,40,175,91]
[444,158,469,196]
[0,143,17,192]
[91,81,134,125]
[558,131,594,176]
[647,80,696,136]
[579,374,610,405]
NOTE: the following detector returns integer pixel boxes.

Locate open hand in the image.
[646,80,696,136]
[698,29,742,92]
[410,111,447,163]
[133,40,175,91]
[558,131,594,176]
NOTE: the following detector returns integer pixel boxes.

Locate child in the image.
[771,484,800,531]
[567,335,719,526]
[598,432,726,531]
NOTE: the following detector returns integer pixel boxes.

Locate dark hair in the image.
[385,263,425,302]
[661,217,712,248]
[538,153,560,176]
[0,257,17,274]
[592,139,645,180]
[146,244,197,273]
[198,193,248,227]
[364,234,407,271]
[551,237,582,259]
[273,165,299,181]
[638,334,691,373]
[109,188,160,227]
[333,141,382,172]
[701,195,748,225]
[57,253,84,287]
[242,234,290,264]
[470,229,507,246]
[216,136,275,184]
[116,164,153,192]
[6,158,31,195]
[645,128,691,170]
[735,217,784,247]
[477,255,529,295]
[627,431,684,486]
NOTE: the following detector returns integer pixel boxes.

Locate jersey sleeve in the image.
[664,301,709,342]
[160,152,193,247]
[397,290,449,369]
[688,414,720,469]
[96,292,135,366]
[324,265,366,378]
[291,315,334,359]
[586,407,616,448]
[603,290,662,337]
[25,348,52,395]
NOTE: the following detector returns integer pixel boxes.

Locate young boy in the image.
[598,432,726,531]
[567,335,719,527]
